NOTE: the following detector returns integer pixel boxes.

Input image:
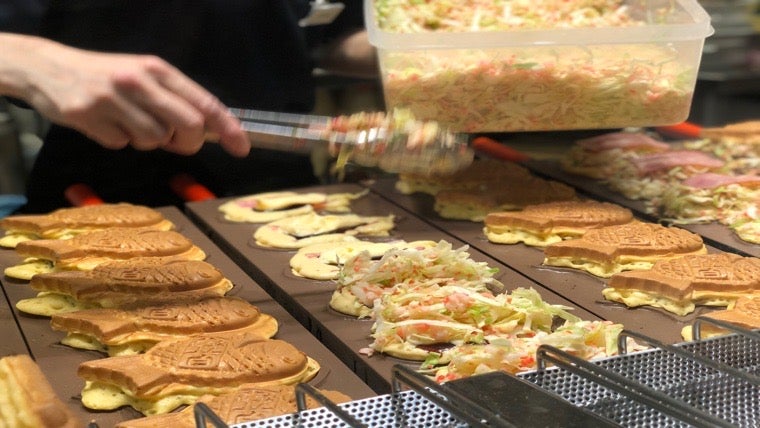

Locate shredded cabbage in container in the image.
[380,46,694,132]
[375,0,641,32]
[373,0,695,132]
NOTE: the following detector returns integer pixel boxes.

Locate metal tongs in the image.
[228,107,475,175]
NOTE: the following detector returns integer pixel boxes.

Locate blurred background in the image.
[1,0,758,199]
[691,0,760,125]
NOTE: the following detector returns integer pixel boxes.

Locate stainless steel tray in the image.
[521,319,759,428]
[225,365,615,428]
[200,318,759,428]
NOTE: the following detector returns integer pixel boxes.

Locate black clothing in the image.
[20,0,363,213]
[39,0,316,111]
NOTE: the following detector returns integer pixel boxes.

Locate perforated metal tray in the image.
[200,318,758,428]
[521,320,759,428]
[223,365,614,428]
[230,391,465,428]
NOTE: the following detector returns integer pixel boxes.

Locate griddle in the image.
[184,183,600,394]
[524,158,760,258]
[367,178,720,344]
[0,206,375,427]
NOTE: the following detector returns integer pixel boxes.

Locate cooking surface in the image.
[0,206,374,427]
[185,183,601,393]
[2,166,755,425]
[525,159,760,258]
[367,178,731,345]
[0,280,26,356]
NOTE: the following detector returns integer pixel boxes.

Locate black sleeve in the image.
[0,0,49,34]
[39,0,317,111]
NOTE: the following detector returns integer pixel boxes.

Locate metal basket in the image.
[194,316,758,428]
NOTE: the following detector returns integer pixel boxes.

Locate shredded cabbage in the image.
[337,239,642,381]
[606,162,720,201]
[327,108,473,175]
[336,240,503,311]
[373,0,694,132]
[652,183,760,243]
[380,43,693,132]
[432,320,627,381]
[732,218,760,244]
[684,137,760,175]
[366,283,637,380]
[375,0,642,33]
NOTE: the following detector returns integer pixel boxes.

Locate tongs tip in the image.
[230,107,474,175]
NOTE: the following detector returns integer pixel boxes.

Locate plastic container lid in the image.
[365,0,714,49]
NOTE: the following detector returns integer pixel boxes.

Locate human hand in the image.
[0,34,250,157]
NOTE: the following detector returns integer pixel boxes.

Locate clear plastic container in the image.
[365,0,714,133]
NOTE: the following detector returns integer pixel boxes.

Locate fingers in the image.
[111,66,200,154]
[78,120,132,150]
[146,58,250,157]
[18,44,246,156]
[202,108,250,158]
[109,55,249,157]
[199,102,250,158]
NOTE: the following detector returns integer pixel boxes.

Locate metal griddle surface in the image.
[185,183,601,394]
[0,206,374,427]
[368,177,735,345]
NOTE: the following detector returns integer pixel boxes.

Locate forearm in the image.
[0,33,58,102]
[0,32,249,157]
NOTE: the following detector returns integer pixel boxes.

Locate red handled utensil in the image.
[655,121,703,139]
[169,174,216,202]
[64,184,104,207]
[471,136,531,162]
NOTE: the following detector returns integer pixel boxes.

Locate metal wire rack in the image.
[521,318,759,428]
[193,316,758,428]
